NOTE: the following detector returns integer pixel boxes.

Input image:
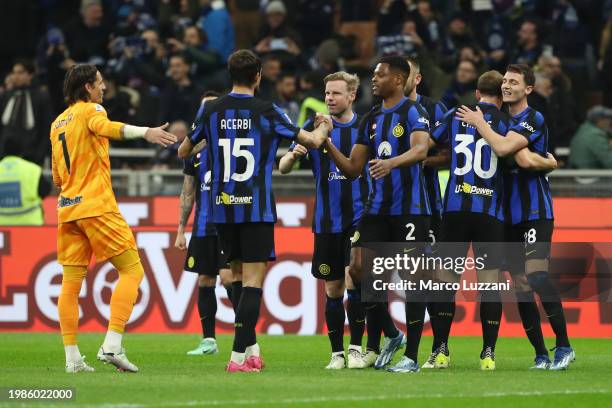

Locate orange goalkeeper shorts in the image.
[57,212,138,266]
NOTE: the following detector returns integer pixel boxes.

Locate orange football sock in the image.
[58,265,87,346]
[108,249,144,333]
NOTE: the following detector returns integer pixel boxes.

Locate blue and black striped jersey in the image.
[503,106,554,225]
[289,114,369,234]
[355,97,431,216]
[416,94,448,216]
[190,93,300,224]
[431,102,509,221]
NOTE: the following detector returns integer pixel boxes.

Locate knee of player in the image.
[526,271,549,291]
[61,265,88,283]
[325,280,345,298]
[199,275,217,287]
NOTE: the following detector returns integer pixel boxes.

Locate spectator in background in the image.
[599,16,612,107]
[0,137,51,226]
[569,106,612,169]
[297,0,335,52]
[416,0,441,49]
[254,1,301,57]
[230,0,261,49]
[512,19,544,66]
[537,54,578,147]
[257,54,282,100]
[115,29,168,88]
[197,0,235,62]
[376,17,423,58]
[42,28,77,114]
[167,25,220,79]
[440,59,478,109]
[63,0,110,63]
[297,70,327,126]
[439,12,475,72]
[0,60,52,166]
[159,54,203,125]
[274,73,300,124]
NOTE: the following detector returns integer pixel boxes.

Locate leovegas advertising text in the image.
[1,197,610,337]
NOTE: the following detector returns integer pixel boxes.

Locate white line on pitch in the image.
[2,389,608,408]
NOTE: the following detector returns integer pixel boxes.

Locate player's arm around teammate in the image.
[456,105,558,170]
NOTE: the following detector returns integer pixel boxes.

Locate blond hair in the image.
[323,71,360,93]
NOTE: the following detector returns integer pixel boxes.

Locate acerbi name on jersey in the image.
[216,192,253,205]
[455,182,493,197]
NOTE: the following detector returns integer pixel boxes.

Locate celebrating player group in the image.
[51,49,574,375]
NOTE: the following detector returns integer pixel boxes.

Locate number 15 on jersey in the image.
[218,138,255,182]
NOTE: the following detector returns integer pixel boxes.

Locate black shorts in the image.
[352,214,430,246]
[440,212,505,269]
[216,222,276,263]
[184,235,224,277]
[504,219,554,273]
[312,229,356,281]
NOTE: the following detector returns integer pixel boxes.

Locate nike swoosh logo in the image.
[408,320,421,325]
[526,250,536,256]
[356,319,365,323]
[403,247,416,253]
[194,162,201,168]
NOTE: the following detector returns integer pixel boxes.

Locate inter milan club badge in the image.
[392,123,404,137]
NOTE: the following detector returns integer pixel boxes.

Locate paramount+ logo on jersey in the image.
[216,192,253,205]
[455,182,493,197]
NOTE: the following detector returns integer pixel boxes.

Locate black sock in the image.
[365,304,382,353]
[326,296,345,353]
[435,289,456,348]
[371,302,399,337]
[232,286,262,353]
[427,302,438,352]
[230,281,243,313]
[479,290,502,352]
[198,286,217,339]
[528,272,570,347]
[346,289,365,347]
[515,291,547,355]
[404,291,426,361]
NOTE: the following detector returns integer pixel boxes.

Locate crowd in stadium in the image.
[0,0,611,171]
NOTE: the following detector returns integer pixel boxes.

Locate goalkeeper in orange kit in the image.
[51,64,177,373]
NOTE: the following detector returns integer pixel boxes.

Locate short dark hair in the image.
[378,55,411,81]
[477,70,503,97]
[202,90,220,99]
[170,53,190,65]
[506,63,535,87]
[228,49,261,86]
[13,58,35,74]
[63,64,98,105]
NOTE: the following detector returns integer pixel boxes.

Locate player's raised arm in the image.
[455,106,527,157]
[87,109,177,147]
[295,115,333,149]
[369,130,429,179]
[279,143,308,174]
[514,148,558,172]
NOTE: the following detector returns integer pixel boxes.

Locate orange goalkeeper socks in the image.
[108,249,144,334]
[58,265,87,346]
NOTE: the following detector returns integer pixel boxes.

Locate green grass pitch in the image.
[0,334,610,408]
